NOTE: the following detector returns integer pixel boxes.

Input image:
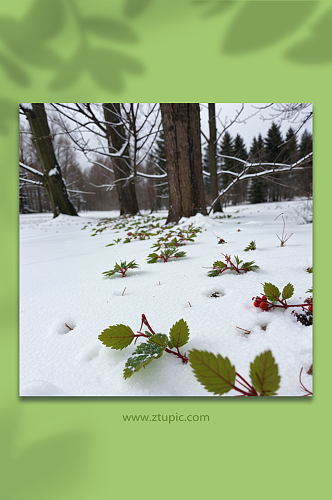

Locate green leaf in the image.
[106,243,115,247]
[174,251,186,258]
[123,341,166,379]
[148,333,168,347]
[250,351,280,396]
[213,260,226,268]
[208,269,221,277]
[98,324,135,350]
[127,259,139,269]
[263,282,280,302]
[189,349,236,396]
[307,288,313,294]
[248,265,259,272]
[244,240,256,251]
[102,269,116,277]
[307,267,313,274]
[282,283,294,300]
[168,319,190,349]
[147,253,159,263]
[242,261,255,269]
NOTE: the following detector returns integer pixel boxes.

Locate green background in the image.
[1,0,328,498]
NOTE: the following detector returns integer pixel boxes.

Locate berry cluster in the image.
[294,297,313,326]
[252,295,269,310]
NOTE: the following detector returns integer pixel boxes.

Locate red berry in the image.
[260,302,268,310]
[261,295,267,302]
[308,305,313,313]
[253,301,260,307]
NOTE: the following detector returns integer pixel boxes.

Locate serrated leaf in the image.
[213,260,226,268]
[123,341,166,379]
[263,282,280,302]
[147,253,158,263]
[282,283,294,300]
[250,351,280,396]
[148,333,168,347]
[242,261,255,269]
[127,260,139,269]
[208,270,221,277]
[98,324,135,350]
[168,319,190,349]
[102,269,116,277]
[174,251,186,258]
[249,265,260,272]
[189,349,236,396]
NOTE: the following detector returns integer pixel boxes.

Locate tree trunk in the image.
[160,103,207,223]
[23,104,78,217]
[103,103,139,215]
[208,104,223,212]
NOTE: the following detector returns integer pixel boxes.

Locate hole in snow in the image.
[52,318,76,335]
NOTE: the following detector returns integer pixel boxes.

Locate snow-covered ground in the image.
[19,200,313,396]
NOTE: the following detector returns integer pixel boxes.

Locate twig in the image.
[236,326,251,335]
[275,213,293,247]
[188,301,192,307]
[64,323,73,331]
[122,287,126,296]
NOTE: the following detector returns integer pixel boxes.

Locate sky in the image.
[200,103,313,149]
[20,103,313,172]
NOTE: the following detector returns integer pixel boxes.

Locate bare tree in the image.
[20,104,78,217]
[209,152,313,214]
[50,103,164,215]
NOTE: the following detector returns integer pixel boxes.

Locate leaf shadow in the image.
[191,1,236,18]
[0,98,17,136]
[222,1,317,55]
[123,0,155,18]
[1,409,91,500]
[285,6,332,64]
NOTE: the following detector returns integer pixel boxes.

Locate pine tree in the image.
[232,134,247,204]
[264,122,284,201]
[248,135,267,204]
[298,130,313,196]
[218,131,234,205]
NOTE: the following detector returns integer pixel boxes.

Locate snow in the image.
[48,167,59,176]
[19,200,313,396]
[20,103,33,110]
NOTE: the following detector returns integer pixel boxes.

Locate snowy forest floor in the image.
[20,199,313,396]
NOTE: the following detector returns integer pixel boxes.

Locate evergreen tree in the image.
[298,130,313,196]
[264,122,284,201]
[284,127,298,163]
[232,134,247,204]
[248,135,267,204]
[218,131,234,205]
